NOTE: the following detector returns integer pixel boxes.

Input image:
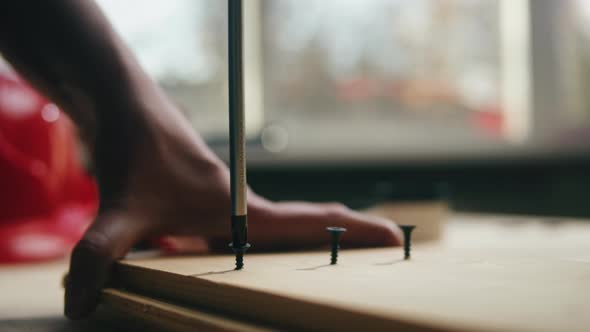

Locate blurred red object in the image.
[470,104,504,138]
[0,72,98,263]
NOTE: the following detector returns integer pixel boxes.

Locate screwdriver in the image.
[227,0,250,270]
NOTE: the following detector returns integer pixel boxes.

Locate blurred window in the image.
[1,0,588,161]
[574,0,590,122]
[262,0,503,159]
[98,0,229,139]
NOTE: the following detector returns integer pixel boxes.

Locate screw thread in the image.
[229,242,250,270]
[235,252,244,270]
[404,243,411,260]
[400,225,416,260]
[330,245,339,265]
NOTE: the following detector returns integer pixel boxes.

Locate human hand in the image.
[63,99,402,319]
[0,0,399,321]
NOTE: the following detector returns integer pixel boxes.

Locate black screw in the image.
[400,225,416,260]
[326,227,347,264]
[229,242,250,270]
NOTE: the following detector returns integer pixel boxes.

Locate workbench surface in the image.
[3,214,590,331]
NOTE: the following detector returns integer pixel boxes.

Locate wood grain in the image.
[109,215,590,332]
[101,289,274,332]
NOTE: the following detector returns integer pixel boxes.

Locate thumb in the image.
[246,201,403,251]
[64,210,148,319]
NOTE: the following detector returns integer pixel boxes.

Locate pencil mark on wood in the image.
[190,269,236,277]
[374,259,404,266]
[296,264,333,271]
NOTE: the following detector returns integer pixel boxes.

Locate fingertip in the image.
[65,237,109,320]
[64,211,147,320]
[363,213,404,247]
[379,222,404,247]
[340,211,403,247]
[64,225,122,320]
[64,285,95,320]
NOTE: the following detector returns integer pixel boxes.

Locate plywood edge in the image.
[101,288,275,332]
[112,261,469,332]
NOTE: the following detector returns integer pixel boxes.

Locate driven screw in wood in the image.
[400,225,416,260]
[326,227,347,264]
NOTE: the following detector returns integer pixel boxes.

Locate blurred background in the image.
[3,0,590,219]
[3,1,590,324]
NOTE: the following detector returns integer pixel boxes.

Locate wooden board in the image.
[101,289,275,332]
[109,215,590,332]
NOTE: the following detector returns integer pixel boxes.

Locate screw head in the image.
[399,225,416,235]
[326,227,347,233]
[326,227,347,241]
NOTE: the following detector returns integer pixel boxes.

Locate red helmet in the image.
[0,71,98,263]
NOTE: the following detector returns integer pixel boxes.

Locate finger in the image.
[64,210,148,320]
[245,201,403,251]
